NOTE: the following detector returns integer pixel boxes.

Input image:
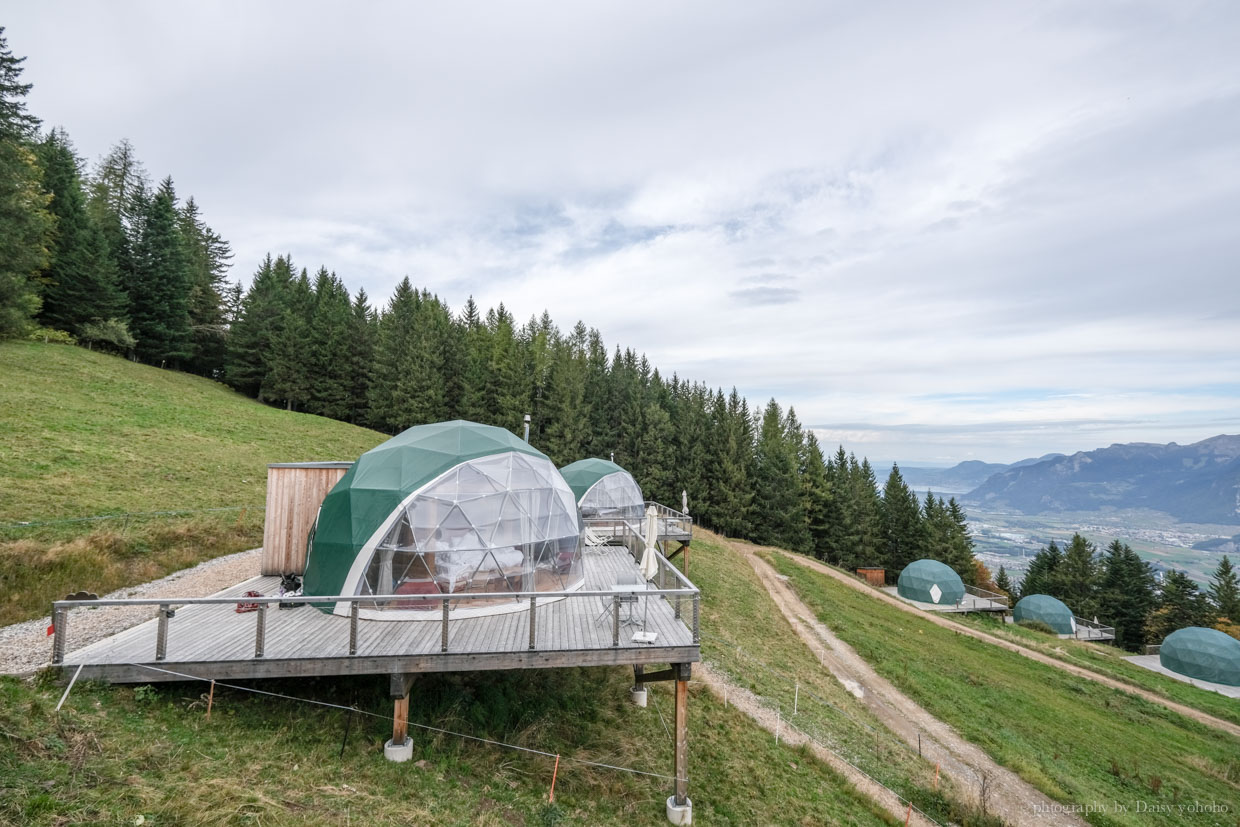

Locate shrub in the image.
[1016,619,1057,635]
[25,326,74,345]
[77,318,136,355]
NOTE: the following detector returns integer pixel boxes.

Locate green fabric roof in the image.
[1013,594,1076,635]
[559,458,629,502]
[302,421,547,601]
[1160,626,1240,686]
[897,559,965,605]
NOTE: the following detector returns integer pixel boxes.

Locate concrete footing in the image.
[666,795,692,825]
[631,686,648,707]
[384,737,414,762]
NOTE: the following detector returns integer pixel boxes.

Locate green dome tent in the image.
[897,559,965,605]
[1159,626,1240,687]
[559,458,644,523]
[303,421,583,620]
[1013,594,1076,635]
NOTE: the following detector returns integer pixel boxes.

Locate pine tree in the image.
[995,566,1013,597]
[303,268,353,419]
[266,268,315,409]
[750,399,804,549]
[1053,533,1101,618]
[1019,541,1062,599]
[1209,555,1239,623]
[87,139,149,315]
[35,129,124,332]
[225,254,293,398]
[1146,570,1213,643]
[1099,540,1156,651]
[344,287,377,424]
[0,28,52,337]
[178,196,232,377]
[880,464,924,575]
[800,431,833,559]
[129,177,191,365]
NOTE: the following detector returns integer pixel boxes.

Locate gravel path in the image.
[729,538,1084,827]
[0,548,262,676]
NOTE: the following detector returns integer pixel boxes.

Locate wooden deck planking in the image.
[60,544,697,683]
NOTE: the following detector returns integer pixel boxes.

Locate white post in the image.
[794,682,799,715]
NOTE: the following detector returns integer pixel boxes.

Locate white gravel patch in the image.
[0,547,262,676]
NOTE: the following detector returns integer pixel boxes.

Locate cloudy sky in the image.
[9,2,1240,464]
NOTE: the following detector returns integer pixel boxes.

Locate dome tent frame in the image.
[303,421,584,621]
[1013,594,1077,635]
[561,458,646,524]
[1159,626,1240,687]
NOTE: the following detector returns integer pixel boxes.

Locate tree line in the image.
[1,28,985,582]
[996,537,1240,651]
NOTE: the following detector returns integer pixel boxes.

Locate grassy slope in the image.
[946,611,1240,728]
[765,551,1240,827]
[0,342,385,624]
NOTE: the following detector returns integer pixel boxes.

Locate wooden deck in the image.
[58,544,699,684]
[882,586,1008,614]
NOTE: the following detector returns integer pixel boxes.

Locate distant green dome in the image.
[1160,626,1240,687]
[897,559,965,605]
[1013,595,1076,635]
[559,458,645,523]
[303,421,582,618]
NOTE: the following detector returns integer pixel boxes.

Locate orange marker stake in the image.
[549,754,560,803]
[206,680,215,721]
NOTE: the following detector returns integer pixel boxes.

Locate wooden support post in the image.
[393,695,409,747]
[612,595,621,646]
[673,662,690,807]
[633,664,644,688]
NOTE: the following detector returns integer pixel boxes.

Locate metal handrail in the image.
[50,549,701,665]
[961,584,1009,607]
[1072,616,1115,639]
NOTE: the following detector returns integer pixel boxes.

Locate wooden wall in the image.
[856,567,886,587]
[262,462,352,576]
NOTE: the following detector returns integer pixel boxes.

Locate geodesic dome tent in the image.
[1159,626,1240,687]
[897,559,965,605]
[559,458,645,524]
[302,420,583,620]
[1013,594,1076,635]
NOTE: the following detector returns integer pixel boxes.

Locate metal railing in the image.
[957,584,1010,609]
[50,550,699,667]
[1072,616,1116,640]
[644,501,694,539]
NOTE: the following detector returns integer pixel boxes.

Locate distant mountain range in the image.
[956,435,1240,525]
[901,455,1064,494]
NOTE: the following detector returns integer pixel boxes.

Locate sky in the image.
[8,2,1240,465]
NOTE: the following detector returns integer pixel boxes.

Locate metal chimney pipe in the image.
[523,413,531,442]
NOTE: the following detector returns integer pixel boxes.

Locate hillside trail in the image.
[768,545,1240,741]
[693,662,939,827]
[725,537,1085,827]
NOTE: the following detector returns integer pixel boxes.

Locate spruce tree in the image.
[344,287,377,424]
[1209,555,1239,623]
[35,129,124,332]
[1054,533,1101,618]
[225,254,292,398]
[750,399,804,549]
[880,464,925,575]
[1019,541,1062,599]
[0,28,52,337]
[1146,570,1213,642]
[995,566,1013,597]
[129,177,191,365]
[178,196,232,377]
[1099,540,1156,651]
[800,431,833,559]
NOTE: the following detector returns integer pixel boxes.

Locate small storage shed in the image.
[261,462,353,575]
[1013,594,1076,635]
[559,458,645,523]
[856,567,886,587]
[302,420,583,620]
[897,559,965,605]
[1159,626,1240,687]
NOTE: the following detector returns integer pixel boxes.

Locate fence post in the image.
[52,607,66,665]
[156,604,170,661]
[528,596,537,650]
[349,601,359,655]
[441,598,450,652]
[254,603,266,658]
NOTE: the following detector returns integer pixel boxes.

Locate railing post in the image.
[674,593,682,620]
[254,603,266,658]
[51,607,66,665]
[156,604,170,661]
[692,593,700,644]
[349,601,359,655]
[612,595,621,647]
[528,596,537,650]
[441,598,450,652]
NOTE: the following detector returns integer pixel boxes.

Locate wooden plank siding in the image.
[61,544,699,684]
[260,462,352,576]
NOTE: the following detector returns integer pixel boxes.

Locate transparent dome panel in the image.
[580,472,645,523]
[358,452,583,611]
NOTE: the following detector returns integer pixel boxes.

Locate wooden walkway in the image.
[882,586,1007,614]
[59,544,698,684]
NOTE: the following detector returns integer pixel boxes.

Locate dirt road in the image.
[728,538,1086,827]
[771,546,1240,741]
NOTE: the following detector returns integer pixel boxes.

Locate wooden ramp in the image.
[57,544,699,684]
